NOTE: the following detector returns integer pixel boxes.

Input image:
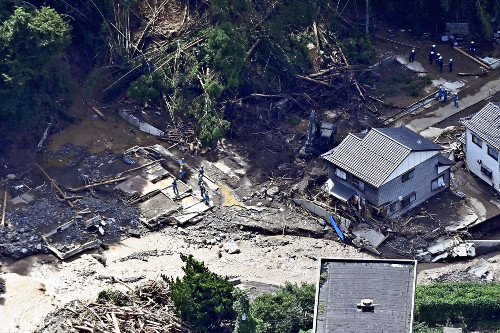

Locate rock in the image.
[267,186,280,197]
[21,248,28,254]
[256,202,263,207]
[10,196,27,206]
[208,238,218,245]
[128,229,141,238]
[6,174,16,180]
[98,227,105,236]
[36,244,42,250]
[20,193,34,203]
[228,278,241,286]
[416,251,432,263]
[122,155,135,165]
[223,241,241,254]
[92,254,107,266]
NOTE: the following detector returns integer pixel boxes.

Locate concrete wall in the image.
[465,128,500,191]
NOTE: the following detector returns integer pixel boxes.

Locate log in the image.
[336,43,365,100]
[35,163,75,208]
[453,46,491,69]
[1,188,6,228]
[68,176,128,192]
[250,93,287,98]
[85,100,106,121]
[295,75,335,88]
[375,35,419,49]
[119,159,164,176]
[111,312,121,333]
[246,39,261,56]
[368,95,388,104]
[313,21,320,52]
[458,71,488,77]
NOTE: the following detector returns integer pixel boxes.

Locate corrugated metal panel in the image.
[462,103,500,151]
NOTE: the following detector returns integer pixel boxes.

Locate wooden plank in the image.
[68,176,128,192]
[1,188,7,228]
[453,46,491,69]
[85,100,106,121]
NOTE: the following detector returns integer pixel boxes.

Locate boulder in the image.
[223,241,241,254]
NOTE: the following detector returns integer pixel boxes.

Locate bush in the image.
[415,282,500,325]
[163,254,236,331]
[97,289,131,306]
[251,282,315,333]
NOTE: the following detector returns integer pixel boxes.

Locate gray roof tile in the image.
[323,126,442,187]
[461,102,500,151]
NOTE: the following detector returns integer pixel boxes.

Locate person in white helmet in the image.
[449,59,453,73]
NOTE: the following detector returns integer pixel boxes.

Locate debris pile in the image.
[36,280,188,333]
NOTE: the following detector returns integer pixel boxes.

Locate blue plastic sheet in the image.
[329,215,345,242]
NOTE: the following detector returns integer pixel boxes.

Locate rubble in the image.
[223,241,241,254]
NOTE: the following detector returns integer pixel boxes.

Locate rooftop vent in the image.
[357,299,375,312]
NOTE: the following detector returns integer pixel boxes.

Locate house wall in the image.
[380,155,450,217]
[465,128,500,191]
[327,154,450,218]
[382,151,439,185]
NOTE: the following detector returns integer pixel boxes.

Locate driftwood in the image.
[453,46,491,69]
[35,163,75,208]
[375,35,419,49]
[1,188,6,228]
[85,100,106,121]
[247,38,261,56]
[37,122,52,149]
[68,176,128,192]
[458,71,488,77]
[295,74,334,88]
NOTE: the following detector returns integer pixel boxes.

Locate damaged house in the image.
[461,102,500,191]
[322,126,454,218]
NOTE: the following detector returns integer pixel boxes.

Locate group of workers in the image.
[436,87,459,108]
[412,41,477,74]
[172,160,210,205]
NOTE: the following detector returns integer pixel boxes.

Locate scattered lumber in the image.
[85,100,107,121]
[375,35,419,49]
[35,163,75,208]
[1,188,6,228]
[336,43,365,100]
[246,38,261,56]
[368,95,389,104]
[68,176,128,192]
[313,21,320,52]
[453,46,491,69]
[458,71,488,77]
[295,74,334,88]
[119,159,165,177]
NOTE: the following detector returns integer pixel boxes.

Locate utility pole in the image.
[366,0,369,34]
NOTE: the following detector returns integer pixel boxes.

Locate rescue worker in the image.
[180,166,185,180]
[454,93,459,108]
[204,190,210,205]
[443,89,448,103]
[438,56,443,72]
[409,49,416,63]
[431,44,436,53]
[428,51,435,65]
[200,182,205,197]
[436,87,443,100]
[470,41,476,57]
[449,59,453,73]
[435,53,441,67]
[172,178,179,196]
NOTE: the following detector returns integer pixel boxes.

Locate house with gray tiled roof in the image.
[461,102,500,191]
[322,126,453,218]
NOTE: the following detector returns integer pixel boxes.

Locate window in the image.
[401,192,416,208]
[335,168,347,180]
[481,165,493,178]
[389,202,398,212]
[472,134,483,147]
[431,175,445,191]
[402,169,415,182]
[353,177,365,191]
[488,146,498,160]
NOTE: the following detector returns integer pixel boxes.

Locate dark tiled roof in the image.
[322,126,443,187]
[437,154,455,166]
[461,102,500,150]
[314,258,417,333]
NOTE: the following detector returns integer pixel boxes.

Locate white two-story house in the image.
[462,102,500,190]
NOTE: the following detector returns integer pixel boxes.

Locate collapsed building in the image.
[321,126,454,218]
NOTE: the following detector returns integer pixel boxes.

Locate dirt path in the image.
[1,230,369,333]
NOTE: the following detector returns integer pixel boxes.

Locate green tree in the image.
[233,291,257,333]
[0,5,71,133]
[251,282,316,333]
[163,254,237,332]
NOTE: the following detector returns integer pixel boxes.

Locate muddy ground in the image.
[2,24,500,332]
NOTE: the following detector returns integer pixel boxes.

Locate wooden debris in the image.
[246,38,261,56]
[313,21,320,52]
[295,74,334,88]
[35,163,75,208]
[68,176,128,192]
[85,100,107,121]
[336,43,365,100]
[119,159,165,176]
[375,35,419,49]
[458,71,488,77]
[111,312,121,333]
[453,46,491,69]
[1,188,6,229]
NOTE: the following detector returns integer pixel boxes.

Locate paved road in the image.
[405,74,500,133]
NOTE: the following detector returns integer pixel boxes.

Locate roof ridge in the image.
[371,128,412,151]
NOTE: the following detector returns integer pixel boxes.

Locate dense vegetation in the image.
[2,0,500,145]
[415,282,500,328]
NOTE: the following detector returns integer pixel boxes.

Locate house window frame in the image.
[488,146,498,161]
[352,177,365,191]
[335,167,347,180]
[431,175,445,191]
[401,169,415,183]
[389,202,398,213]
[481,165,493,178]
[472,134,483,148]
[401,192,416,208]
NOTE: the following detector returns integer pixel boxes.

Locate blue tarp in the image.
[329,215,345,242]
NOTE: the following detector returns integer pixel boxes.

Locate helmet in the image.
[450,59,452,61]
